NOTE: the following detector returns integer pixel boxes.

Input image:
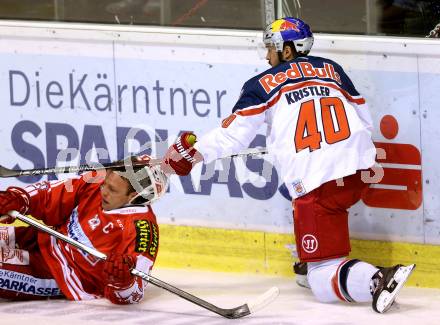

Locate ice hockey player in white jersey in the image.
[160,17,415,313]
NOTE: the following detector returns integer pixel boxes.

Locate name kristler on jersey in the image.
[285,86,330,104]
[259,62,341,94]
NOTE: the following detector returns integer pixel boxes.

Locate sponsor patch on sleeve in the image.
[292,179,307,197]
[149,223,158,257]
[134,220,151,254]
[0,247,30,265]
[0,227,15,248]
[134,220,159,258]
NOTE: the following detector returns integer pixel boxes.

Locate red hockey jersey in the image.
[23,173,159,304]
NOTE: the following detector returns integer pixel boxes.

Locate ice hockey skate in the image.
[371,264,416,313]
[287,244,311,289]
[293,262,310,289]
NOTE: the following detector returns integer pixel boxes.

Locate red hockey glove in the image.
[103,253,136,290]
[161,132,203,176]
[0,187,30,224]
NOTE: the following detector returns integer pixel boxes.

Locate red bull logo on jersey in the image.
[259,62,341,94]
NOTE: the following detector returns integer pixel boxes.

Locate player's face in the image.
[100,171,137,211]
[266,45,281,67]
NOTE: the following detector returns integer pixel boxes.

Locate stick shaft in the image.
[0,148,267,177]
[224,147,268,159]
[0,160,161,178]
[9,210,107,259]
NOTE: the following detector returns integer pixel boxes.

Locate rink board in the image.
[3,220,439,288]
[1,22,440,287]
[155,224,440,288]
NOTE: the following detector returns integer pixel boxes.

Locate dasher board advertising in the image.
[0,24,438,244]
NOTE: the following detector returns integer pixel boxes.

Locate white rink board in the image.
[0,22,439,244]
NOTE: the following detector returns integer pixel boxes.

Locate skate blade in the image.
[296,275,311,289]
[376,264,416,313]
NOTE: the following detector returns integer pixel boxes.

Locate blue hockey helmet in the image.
[263,17,314,55]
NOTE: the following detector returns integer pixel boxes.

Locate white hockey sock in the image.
[308,258,378,303]
[346,261,378,302]
[308,258,345,303]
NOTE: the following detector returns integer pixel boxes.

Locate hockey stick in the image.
[0,160,159,178]
[0,147,268,178]
[7,210,279,319]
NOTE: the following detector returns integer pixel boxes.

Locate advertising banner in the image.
[0,24,439,244]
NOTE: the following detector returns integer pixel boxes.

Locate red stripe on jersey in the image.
[235,81,365,117]
[235,103,270,117]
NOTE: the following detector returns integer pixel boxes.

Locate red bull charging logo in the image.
[273,19,300,32]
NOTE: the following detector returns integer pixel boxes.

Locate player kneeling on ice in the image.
[160,17,415,314]
[0,155,167,304]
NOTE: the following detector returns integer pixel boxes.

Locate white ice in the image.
[1,268,439,325]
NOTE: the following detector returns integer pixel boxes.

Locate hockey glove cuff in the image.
[103,253,136,290]
[0,187,31,224]
[161,132,203,176]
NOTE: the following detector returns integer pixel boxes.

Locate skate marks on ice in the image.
[1,268,440,325]
[0,290,281,325]
[0,269,282,325]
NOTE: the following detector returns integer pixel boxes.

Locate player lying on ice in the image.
[0,155,167,304]
[160,17,415,314]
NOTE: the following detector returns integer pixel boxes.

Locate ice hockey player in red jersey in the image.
[160,17,415,313]
[0,155,167,304]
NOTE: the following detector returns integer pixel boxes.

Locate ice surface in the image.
[1,268,439,325]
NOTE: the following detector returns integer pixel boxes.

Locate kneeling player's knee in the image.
[307,258,344,303]
[308,258,378,304]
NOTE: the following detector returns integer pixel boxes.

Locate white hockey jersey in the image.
[195,56,376,199]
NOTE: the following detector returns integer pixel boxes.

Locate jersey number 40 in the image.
[294,97,351,152]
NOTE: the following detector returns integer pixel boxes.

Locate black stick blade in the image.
[221,304,250,319]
